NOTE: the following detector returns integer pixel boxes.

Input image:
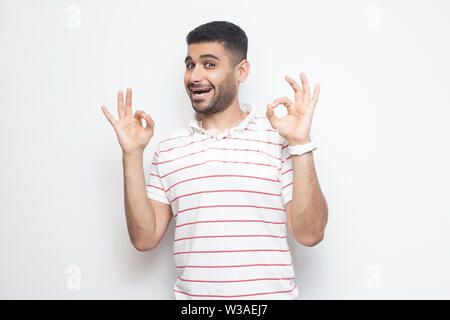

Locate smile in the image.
[190,87,214,100]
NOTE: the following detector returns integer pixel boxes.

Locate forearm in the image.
[289,148,328,243]
[122,151,156,248]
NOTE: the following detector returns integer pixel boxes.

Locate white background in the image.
[1,0,449,299]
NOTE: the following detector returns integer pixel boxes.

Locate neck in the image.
[197,98,248,135]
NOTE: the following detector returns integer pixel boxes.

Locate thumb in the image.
[266,104,278,129]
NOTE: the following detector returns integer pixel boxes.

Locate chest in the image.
[158,132,283,203]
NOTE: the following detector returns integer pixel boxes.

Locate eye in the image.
[186,63,194,69]
[205,62,215,68]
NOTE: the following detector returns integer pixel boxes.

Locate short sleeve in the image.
[279,141,293,207]
[146,145,170,205]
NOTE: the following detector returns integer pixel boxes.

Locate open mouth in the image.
[190,87,214,100]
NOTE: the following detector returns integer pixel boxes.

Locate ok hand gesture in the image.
[266,72,320,145]
[101,88,154,155]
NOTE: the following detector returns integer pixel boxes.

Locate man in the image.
[101,21,328,300]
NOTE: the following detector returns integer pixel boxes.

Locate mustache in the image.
[188,84,214,90]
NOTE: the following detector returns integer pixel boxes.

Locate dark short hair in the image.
[186,21,248,67]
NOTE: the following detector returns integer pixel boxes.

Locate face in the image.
[184,42,238,115]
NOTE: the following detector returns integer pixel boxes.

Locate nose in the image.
[188,64,204,83]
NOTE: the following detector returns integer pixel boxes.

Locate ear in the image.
[236,60,250,83]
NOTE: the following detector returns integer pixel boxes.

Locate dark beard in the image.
[191,71,237,115]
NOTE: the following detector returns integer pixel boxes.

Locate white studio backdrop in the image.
[0,0,449,299]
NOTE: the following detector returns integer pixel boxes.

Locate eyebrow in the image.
[184,54,220,63]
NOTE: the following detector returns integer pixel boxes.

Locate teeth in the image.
[192,88,212,96]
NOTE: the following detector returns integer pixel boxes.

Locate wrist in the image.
[122,150,144,159]
[287,137,311,146]
[287,136,317,157]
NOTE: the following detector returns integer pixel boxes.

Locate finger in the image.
[300,72,311,98]
[145,113,155,130]
[266,103,280,129]
[134,110,155,129]
[311,83,320,109]
[272,96,295,109]
[285,75,302,102]
[117,90,125,119]
[271,97,296,117]
[133,110,146,127]
[101,106,118,127]
[125,87,132,117]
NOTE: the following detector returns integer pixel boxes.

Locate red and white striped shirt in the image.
[146,103,297,299]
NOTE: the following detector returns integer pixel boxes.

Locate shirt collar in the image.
[189,103,255,135]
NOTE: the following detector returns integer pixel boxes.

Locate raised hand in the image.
[266,72,320,145]
[101,88,154,155]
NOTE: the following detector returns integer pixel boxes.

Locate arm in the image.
[285,141,328,247]
[123,151,173,251]
[101,88,172,252]
[266,72,328,247]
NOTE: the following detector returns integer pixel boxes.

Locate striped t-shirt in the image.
[146,102,298,300]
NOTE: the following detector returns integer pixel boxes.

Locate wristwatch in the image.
[287,137,317,156]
